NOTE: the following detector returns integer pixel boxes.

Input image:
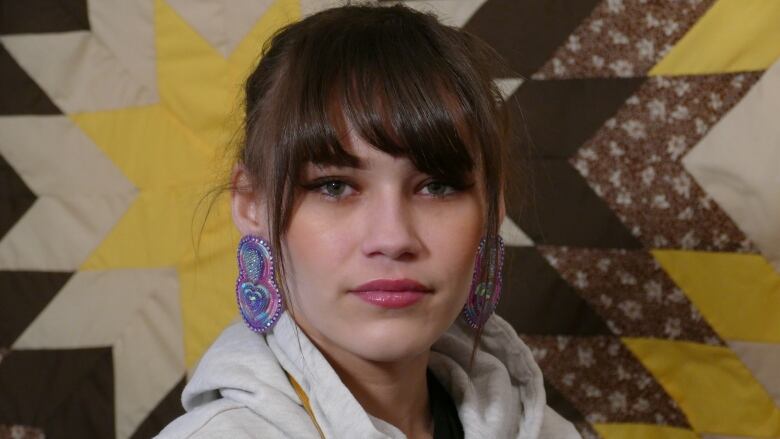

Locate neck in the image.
[303,330,433,438]
[335,352,432,438]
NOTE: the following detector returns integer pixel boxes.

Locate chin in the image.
[339,317,443,363]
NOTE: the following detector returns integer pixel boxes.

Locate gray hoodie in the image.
[156,312,581,438]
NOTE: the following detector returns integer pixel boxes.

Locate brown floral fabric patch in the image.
[534,0,715,79]
[539,246,723,344]
[570,73,761,251]
[525,335,689,426]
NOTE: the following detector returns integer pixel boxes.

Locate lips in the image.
[349,278,432,309]
[350,278,432,293]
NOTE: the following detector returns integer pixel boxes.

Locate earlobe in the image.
[231,165,268,237]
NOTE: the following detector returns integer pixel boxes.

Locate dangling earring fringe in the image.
[236,235,284,333]
[462,235,505,329]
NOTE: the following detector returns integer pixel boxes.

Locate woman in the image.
[158,4,579,439]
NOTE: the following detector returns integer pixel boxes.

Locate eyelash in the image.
[311,179,355,199]
[302,178,464,200]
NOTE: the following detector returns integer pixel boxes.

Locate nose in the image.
[360,189,422,261]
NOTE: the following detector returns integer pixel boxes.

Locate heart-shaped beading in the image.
[238,282,271,321]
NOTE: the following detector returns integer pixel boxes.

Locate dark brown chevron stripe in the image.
[526,335,690,426]
[509,160,641,248]
[499,247,611,336]
[512,77,645,158]
[463,0,600,77]
[0,0,89,34]
[0,271,72,347]
[0,45,61,115]
[0,348,114,439]
[130,376,186,439]
[505,77,645,248]
[0,155,36,241]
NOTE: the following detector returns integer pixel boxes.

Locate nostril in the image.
[360,226,422,260]
[363,242,419,261]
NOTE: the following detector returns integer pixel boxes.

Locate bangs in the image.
[278,7,490,184]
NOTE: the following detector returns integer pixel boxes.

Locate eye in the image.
[323,180,348,197]
[308,179,356,200]
[420,180,456,197]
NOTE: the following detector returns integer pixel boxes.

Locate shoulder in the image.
[155,320,325,438]
[155,400,294,439]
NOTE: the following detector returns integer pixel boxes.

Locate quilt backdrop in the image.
[1,0,779,438]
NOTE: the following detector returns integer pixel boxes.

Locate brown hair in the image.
[237,4,512,343]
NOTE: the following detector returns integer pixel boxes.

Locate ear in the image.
[231,164,269,238]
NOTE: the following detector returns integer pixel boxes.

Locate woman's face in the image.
[279,130,488,363]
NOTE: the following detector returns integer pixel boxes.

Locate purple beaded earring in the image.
[236,235,284,333]
[462,235,505,329]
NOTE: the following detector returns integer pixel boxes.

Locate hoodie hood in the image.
[167,312,578,438]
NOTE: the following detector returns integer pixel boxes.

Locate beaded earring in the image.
[462,235,505,329]
[236,235,284,333]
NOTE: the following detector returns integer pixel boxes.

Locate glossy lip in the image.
[349,278,432,309]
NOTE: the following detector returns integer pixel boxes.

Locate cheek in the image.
[282,207,353,300]
[419,199,484,291]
